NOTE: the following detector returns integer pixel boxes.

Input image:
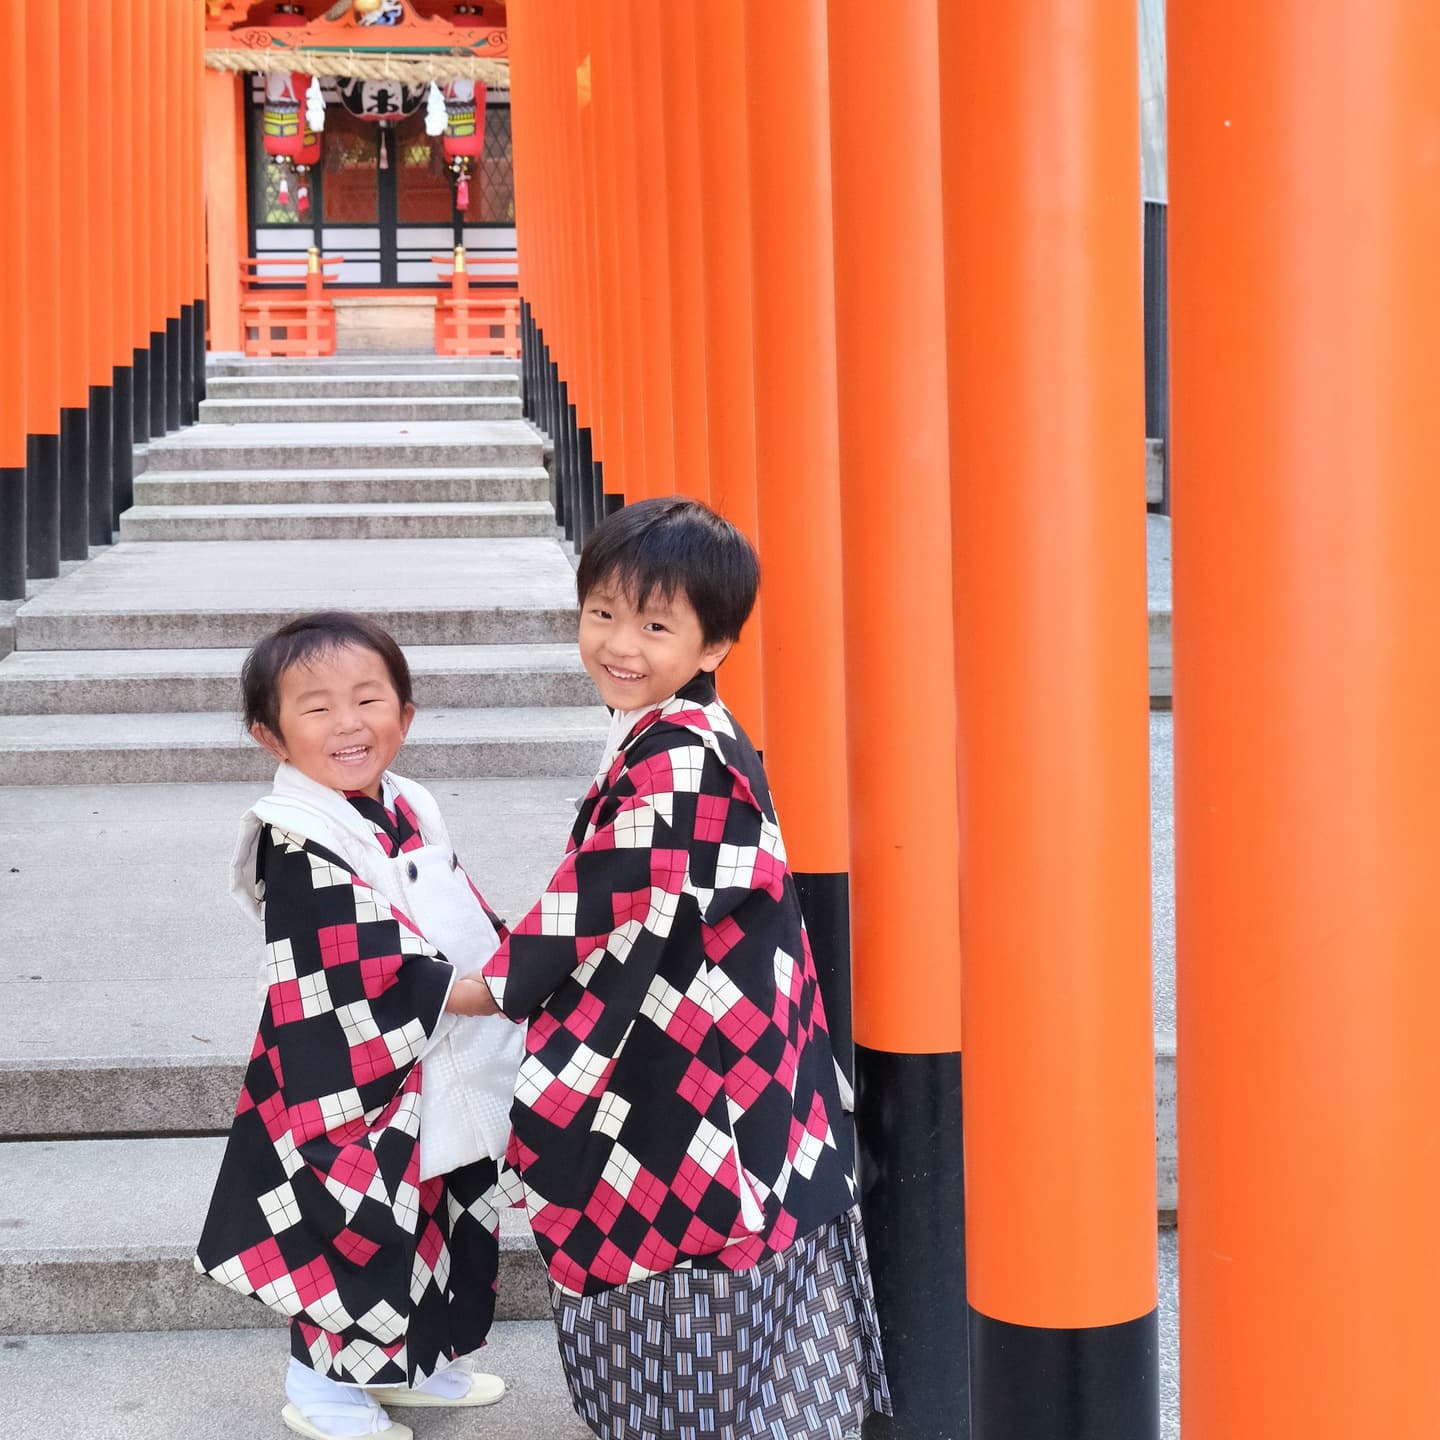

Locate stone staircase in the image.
[0,359,608,1419]
[0,356,1180,1437]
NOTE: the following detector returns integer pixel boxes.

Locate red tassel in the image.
[277,173,291,206]
[456,174,470,212]
[297,183,310,215]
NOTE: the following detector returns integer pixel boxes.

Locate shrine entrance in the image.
[245,81,515,287]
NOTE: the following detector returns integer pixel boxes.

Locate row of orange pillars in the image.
[0,0,208,599]
[510,2,1440,1438]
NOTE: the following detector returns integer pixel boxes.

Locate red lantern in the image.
[262,72,322,213]
[443,79,487,212]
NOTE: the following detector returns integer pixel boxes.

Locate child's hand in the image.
[445,975,500,1017]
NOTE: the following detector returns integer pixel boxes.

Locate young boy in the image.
[194,613,520,1440]
[474,497,891,1440]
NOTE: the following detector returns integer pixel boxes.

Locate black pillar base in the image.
[969,1307,1159,1440]
[113,365,136,524]
[165,318,183,433]
[193,299,208,410]
[59,406,90,561]
[133,348,152,447]
[566,396,581,546]
[856,1046,969,1440]
[25,433,61,580]
[577,427,597,547]
[603,491,624,517]
[556,377,573,536]
[88,385,115,547]
[793,871,853,1082]
[180,305,196,427]
[149,331,167,438]
[0,464,25,599]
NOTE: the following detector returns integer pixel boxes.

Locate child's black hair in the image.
[575,496,760,645]
[242,611,413,737]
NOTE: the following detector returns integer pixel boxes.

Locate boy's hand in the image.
[444,975,500,1017]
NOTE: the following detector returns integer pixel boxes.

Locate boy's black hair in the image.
[242,611,413,737]
[575,496,760,645]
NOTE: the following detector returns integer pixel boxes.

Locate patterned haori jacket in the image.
[194,805,504,1385]
[483,673,858,1296]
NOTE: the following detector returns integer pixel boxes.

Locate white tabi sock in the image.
[285,1357,394,1437]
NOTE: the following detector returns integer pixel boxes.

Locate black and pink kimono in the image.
[194,788,502,1387]
[483,673,890,1440]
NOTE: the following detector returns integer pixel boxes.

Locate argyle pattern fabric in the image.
[195,825,499,1386]
[483,674,858,1296]
[552,1207,891,1439]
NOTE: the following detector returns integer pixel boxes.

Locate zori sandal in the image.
[369,1371,506,1408]
[280,1401,413,1440]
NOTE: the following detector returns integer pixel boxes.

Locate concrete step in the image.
[119,502,556,543]
[206,353,520,378]
[0,644,592,716]
[2,1323,593,1440]
[3,1324,593,1440]
[0,778,587,1136]
[0,1135,1178,1436]
[11,538,581,650]
[135,466,550,507]
[198,397,524,425]
[145,420,543,472]
[0,704,609,786]
[0,1138,552,1335]
[205,373,520,400]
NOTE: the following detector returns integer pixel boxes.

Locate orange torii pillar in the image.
[657,1,709,506]
[602,1,646,507]
[132,0,155,449]
[629,0,675,503]
[939,5,1158,1437]
[743,0,852,1069]
[587,6,627,514]
[828,3,967,1434]
[111,0,139,519]
[572,0,604,539]
[0,2,26,597]
[186,0,206,422]
[85,0,116,544]
[162,0,182,433]
[511,0,563,521]
[694,2,763,745]
[146,0,169,439]
[24,0,61,580]
[57,2,92,559]
[1170,8,1440,1437]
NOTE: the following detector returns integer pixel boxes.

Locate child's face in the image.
[250,643,414,800]
[579,580,731,713]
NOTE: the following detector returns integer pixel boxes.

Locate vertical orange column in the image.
[657,1,709,504]
[607,2,648,502]
[145,0,168,439]
[827,3,966,1432]
[204,70,246,356]
[589,6,627,509]
[132,0,156,446]
[85,0,117,544]
[742,0,852,1060]
[23,0,61,579]
[629,0,674,501]
[0,2,26,596]
[1170,6,1440,1437]
[56,0,92,557]
[162,0,182,432]
[939,2,1157,1434]
[571,0,602,539]
[110,0,140,515]
[693,2,763,744]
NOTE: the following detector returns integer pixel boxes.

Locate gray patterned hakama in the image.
[550,1207,891,1440]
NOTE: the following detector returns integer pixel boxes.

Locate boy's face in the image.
[579,581,731,714]
[250,643,414,801]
